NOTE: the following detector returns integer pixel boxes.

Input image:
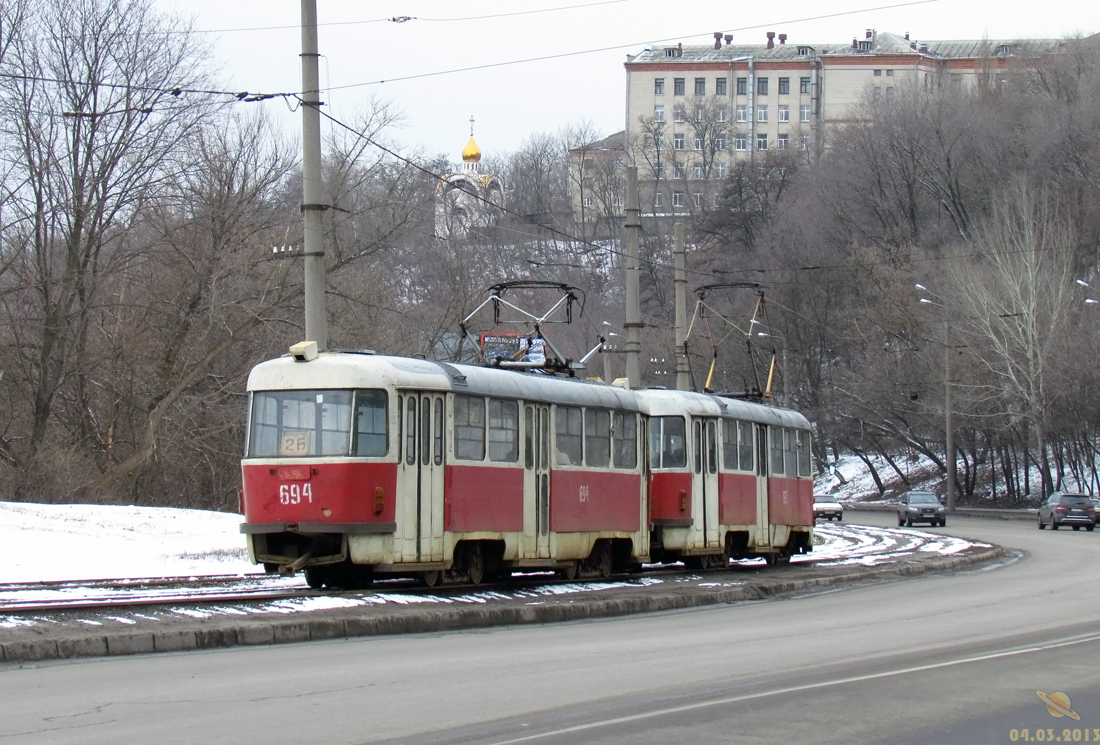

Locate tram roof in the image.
[635,388,811,429]
[247,353,641,411]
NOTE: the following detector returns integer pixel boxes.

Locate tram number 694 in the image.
[579,485,589,503]
[279,482,313,505]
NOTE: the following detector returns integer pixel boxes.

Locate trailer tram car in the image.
[239,349,814,588]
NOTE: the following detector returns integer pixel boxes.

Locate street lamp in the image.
[757,331,788,405]
[916,283,956,512]
[601,321,620,384]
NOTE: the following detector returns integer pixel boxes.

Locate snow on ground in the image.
[0,502,254,583]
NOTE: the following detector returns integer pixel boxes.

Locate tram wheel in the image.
[419,570,441,588]
[304,568,327,590]
[558,561,579,581]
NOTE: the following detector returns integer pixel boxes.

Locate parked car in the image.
[813,495,844,521]
[1037,492,1096,531]
[897,491,946,527]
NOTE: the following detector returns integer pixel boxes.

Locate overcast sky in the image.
[162,0,1095,163]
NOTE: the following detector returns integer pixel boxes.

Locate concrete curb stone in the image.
[0,545,1004,665]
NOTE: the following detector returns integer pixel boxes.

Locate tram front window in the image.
[248,389,388,457]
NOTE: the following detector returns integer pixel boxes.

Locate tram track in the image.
[0,524,973,617]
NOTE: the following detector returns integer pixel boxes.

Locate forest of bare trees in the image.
[0,0,1097,509]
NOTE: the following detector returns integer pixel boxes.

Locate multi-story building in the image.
[571,28,1050,223]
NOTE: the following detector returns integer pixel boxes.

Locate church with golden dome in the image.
[436,118,503,239]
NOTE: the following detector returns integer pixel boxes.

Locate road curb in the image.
[0,545,1004,664]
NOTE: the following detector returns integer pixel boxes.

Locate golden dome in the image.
[462,136,482,163]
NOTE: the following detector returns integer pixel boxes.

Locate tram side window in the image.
[649,416,687,469]
[784,428,798,475]
[488,398,519,462]
[613,412,638,469]
[722,419,738,469]
[797,429,812,476]
[738,421,754,471]
[353,390,388,456]
[555,406,583,465]
[770,426,785,474]
[454,395,486,461]
[524,406,535,469]
[405,397,417,465]
[585,409,611,468]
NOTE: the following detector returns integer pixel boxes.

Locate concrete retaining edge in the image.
[0,544,1005,664]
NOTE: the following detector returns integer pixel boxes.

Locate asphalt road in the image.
[3,513,1099,745]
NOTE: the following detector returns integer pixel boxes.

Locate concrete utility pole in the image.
[944,303,956,512]
[301,0,327,350]
[623,166,642,388]
[673,223,689,391]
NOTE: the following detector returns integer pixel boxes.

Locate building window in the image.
[582,195,593,208]
[654,133,664,150]
[653,105,664,122]
[736,105,748,122]
[654,78,665,95]
[674,163,684,179]
[695,106,705,122]
[695,77,706,95]
[799,104,811,122]
[797,46,810,56]
[757,133,768,150]
[653,164,664,179]
[886,86,895,102]
[674,78,685,95]
[694,135,703,150]
[716,106,728,122]
[800,77,810,93]
[886,69,894,76]
[999,44,1014,55]
[757,105,768,122]
[874,69,882,76]
[715,161,726,178]
[693,192,703,207]
[777,133,788,150]
[873,87,881,102]
[654,191,663,206]
[716,77,727,95]
[673,191,684,207]
[778,104,789,122]
[737,77,747,95]
[693,164,704,179]
[778,77,790,94]
[735,135,747,151]
[613,195,624,207]
[674,106,685,122]
[674,133,685,150]
[858,40,872,51]
[715,134,727,150]
[757,77,768,95]
[799,134,809,150]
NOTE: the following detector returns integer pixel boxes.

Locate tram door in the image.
[753,424,771,547]
[398,392,445,563]
[692,417,721,549]
[523,404,552,559]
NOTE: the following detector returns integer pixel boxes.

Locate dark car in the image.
[1037,492,1096,531]
[897,491,946,527]
[813,495,844,521]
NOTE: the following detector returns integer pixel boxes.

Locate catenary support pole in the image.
[624,166,642,388]
[674,223,689,391]
[945,303,956,512]
[301,0,327,350]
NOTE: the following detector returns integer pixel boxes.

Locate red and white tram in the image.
[240,349,813,588]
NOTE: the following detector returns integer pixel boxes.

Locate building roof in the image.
[625,31,1060,66]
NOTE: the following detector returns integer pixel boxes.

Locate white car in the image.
[813,494,844,521]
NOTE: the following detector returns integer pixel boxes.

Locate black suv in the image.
[1037,492,1096,531]
[897,491,946,527]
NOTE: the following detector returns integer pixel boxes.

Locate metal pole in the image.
[624,166,642,388]
[301,0,327,350]
[673,223,689,391]
[945,303,956,512]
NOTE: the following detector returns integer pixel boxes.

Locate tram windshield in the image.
[247,389,388,458]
